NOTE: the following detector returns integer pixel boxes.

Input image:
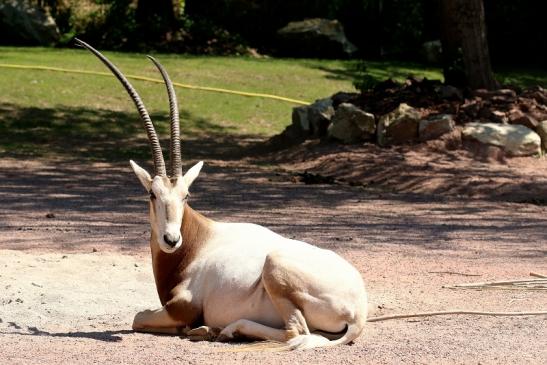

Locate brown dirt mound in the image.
[264,136,547,204]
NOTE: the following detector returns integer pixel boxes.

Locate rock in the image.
[277,18,357,58]
[490,95,517,104]
[472,89,517,99]
[421,40,442,64]
[0,0,60,45]
[522,87,547,105]
[537,120,547,152]
[327,103,375,143]
[331,91,359,108]
[291,106,309,136]
[291,98,334,138]
[377,103,421,146]
[462,122,541,156]
[419,114,456,141]
[461,99,482,118]
[508,108,538,129]
[439,85,463,100]
[527,106,547,123]
[480,109,508,124]
[307,98,335,137]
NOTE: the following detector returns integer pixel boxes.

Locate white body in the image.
[189,222,366,333]
[130,159,368,350]
[128,164,369,350]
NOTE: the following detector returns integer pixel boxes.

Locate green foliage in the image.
[352,61,377,91]
[43,0,246,53]
[496,68,547,89]
[381,0,426,56]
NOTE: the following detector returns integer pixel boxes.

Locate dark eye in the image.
[149,191,156,200]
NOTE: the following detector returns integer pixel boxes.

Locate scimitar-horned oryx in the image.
[76,39,367,350]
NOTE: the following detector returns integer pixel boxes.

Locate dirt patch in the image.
[266,138,547,204]
[1,155,546,364]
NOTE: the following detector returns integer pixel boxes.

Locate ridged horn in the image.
[147,56,182,177]
[74,38,167,177]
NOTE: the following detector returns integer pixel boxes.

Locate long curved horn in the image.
[147,56,181,177]
[74,38,167,177]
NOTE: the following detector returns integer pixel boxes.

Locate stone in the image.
[490,95,516,104]
[327,103,375,143]
[528,106,547,123]
[307,98,335,137]
[537,120,547,152]
[0,0,60,45]
[461,99,482,118]
[291,106,309,136]
[462,122,541,156]
[377,103,421,146]
[439,85,463,100]
[421,40,442,64]
[508,108,538,129]
[472,89,517,99]
[331,91,359,108]
[480,109,508,124]
[419,114,456,141]
[291,98,334,138]
[522,87,547,105]
[277,18,357,58]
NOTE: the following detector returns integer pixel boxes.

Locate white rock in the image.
[537,120,547,152]
[462,122,541,156]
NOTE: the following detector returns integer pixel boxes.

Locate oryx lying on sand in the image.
[76,39,367,350]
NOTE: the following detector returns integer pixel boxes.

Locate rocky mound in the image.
[275,78,547,160]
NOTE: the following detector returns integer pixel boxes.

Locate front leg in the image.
[132,307,185,335]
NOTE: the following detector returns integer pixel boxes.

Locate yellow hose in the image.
[0,63,310,105]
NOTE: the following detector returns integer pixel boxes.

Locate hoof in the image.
[187,325,221,342]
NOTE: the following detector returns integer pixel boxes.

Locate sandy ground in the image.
[1,147,546,364]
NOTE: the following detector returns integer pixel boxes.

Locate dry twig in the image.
[367,310,547,322]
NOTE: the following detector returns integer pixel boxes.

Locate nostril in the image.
[163,234,179,247]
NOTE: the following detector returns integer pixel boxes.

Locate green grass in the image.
[0,47,356,134]
[495,67,547,89]
[336,60,547,88]
[0,47,359,160]
[0,46,545,161]
[356,60,445,83]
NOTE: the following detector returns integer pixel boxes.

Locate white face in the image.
[149,176,187,253]
[130,160,203,253]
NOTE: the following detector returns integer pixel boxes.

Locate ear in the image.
[182,161,203,189]
[130,160,152,191]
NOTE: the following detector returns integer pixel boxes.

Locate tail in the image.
[226,316,366,352]
[285,317,365,350]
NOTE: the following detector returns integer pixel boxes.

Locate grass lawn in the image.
[0,46,545,161]
[0,47,357,160]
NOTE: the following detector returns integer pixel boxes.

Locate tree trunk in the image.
[440,0,465,87]
[440,0,498,90]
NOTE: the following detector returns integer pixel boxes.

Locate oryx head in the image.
[76,39,202,253]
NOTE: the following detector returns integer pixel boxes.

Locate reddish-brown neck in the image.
[151,204,212,305]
